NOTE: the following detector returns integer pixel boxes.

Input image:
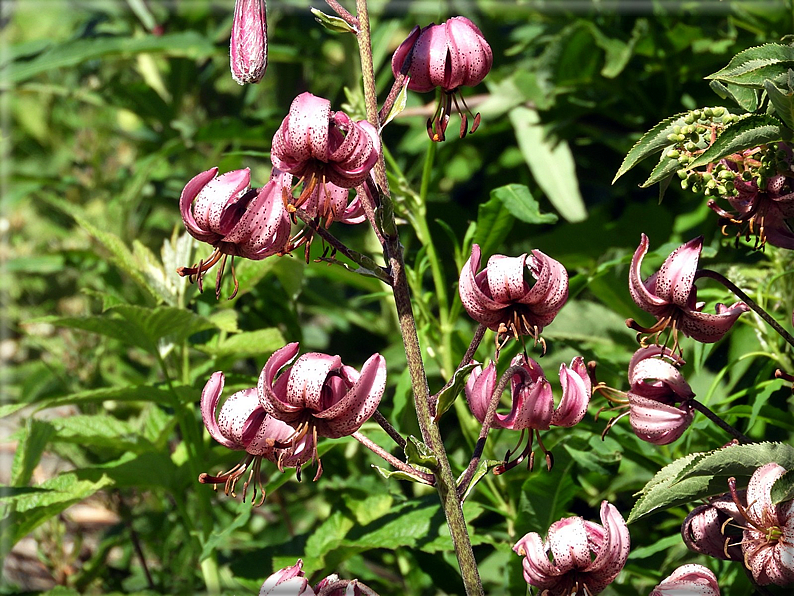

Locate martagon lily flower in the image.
[628,234,749,351]
[230,0,267,85]
[198,372,314,506]
[650,564,720,596]
[465,354,590,471]
[681,491,745,563]
[257,343,387,477]
[459,244,568,349]
[513,501,631,596]
[177,167,290,298]
[271,93,380,225]
[259,560,314,596]
[392,16,493,141]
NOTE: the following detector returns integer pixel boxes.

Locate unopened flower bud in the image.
[230,0,268,85]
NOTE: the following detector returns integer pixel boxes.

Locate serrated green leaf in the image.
[640,151,680,189]
[765,78,794,130]
[434,362,479,421]
[688,115,784,169]
[771,470,794,505]
[310,7,356,34]
[707,44,794,86]
[198,328,285,359]
[510,107,587,222]
[709,80,759,111]
[629,442,794,523]
[404,436,438,469]
[613,112,689,183]
[473,195,514,260]
[490,184,558,225]
[11,419,55,486]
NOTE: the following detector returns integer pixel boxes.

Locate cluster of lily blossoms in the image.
[683,463,794,587]
[199,343,386,505]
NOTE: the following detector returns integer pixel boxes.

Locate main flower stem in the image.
[690,399,752,443]
[354,2,483,593]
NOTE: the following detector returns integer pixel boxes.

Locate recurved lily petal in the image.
[628,393,693,445]
[682,494,745,562]
[200,371,238,449]
[551,357,591,427]
[746,463,786,528]
[259,559,315,596]
[650,564,720,596]
[678,302,751,344]
[654,236,702,307]
[629,234,670,316]
[629,347,695,401]
[587,502,631,586]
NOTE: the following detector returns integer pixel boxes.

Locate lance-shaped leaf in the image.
[405,436,438,469]
[640,151,681,189]
[310,7,356,34]
[707,43,794,87]
[457,459,502,502]
[434,362,479,421]
[765,77,794,130]
[613,112,689,183]
[709,79,760,111]
[771,469,794,505]
[491,184,558,225]
[688,114,785,169]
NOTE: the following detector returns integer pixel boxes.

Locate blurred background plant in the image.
[3,0,794,594]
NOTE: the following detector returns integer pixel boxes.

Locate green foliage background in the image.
[4,0,794,594]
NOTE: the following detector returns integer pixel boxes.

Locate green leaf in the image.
[509,107,587,222]
[200,503,253,562]
[198,328,285,359]
[4,31,217,86]
[517,451,578,532]
[765,78,794,130]
[771,470,794,505]
[473,194,514,259]
[629,442,794,523]
[434,362,479,422]
[41,305,216,355]
[382,83,409,129]
[457,459,502,502]
[2,473,113,546]
[640,151,681,189]
[688,115,784,169]
[613,112,688,183]
[48,414,154,453]
[707,44,794,87]
[490,184,558,225]
[35,384,176,409]
[74,451,180,491]
[372,466,433,484]
[11,419,55,486]
[404,436,438,469]
[709,80,759,111]
[310,8,356,34]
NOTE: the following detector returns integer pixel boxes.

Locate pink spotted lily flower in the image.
[650,565,720,596]
[392,17,493,140]
[177,167,290,298]
[230,0,267,85]
[257,342,387,477]
[459,244,568,347]
[628,234,749,351]
[199,372,314,506]
[465,354,590,471]
[513,501,631,596]
[270,168,365,227]
[682,492,745,562]
[271,93,380,226]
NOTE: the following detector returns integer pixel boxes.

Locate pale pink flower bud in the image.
[459,244,568,343]
[681,493,744,562]
[230,0,267,85]
[392,17,492,140]
[513,501,630,596]
[178,168,291,296]
[628,234,749,345]
[259,559,315,596]
[650,564,720,596]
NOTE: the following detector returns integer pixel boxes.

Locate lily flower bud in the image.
[231,0,268,84]
[650,564,720,596]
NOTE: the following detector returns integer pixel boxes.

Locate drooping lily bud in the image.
[459,244,568,346]
[513,501,631,596]
[627,346,695,445]
[650,564,720,596]
[681,492,745,562]
[628,234,749,349]
[178,168,291,297]
[392,17,492,140]
[230,0,268,85]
